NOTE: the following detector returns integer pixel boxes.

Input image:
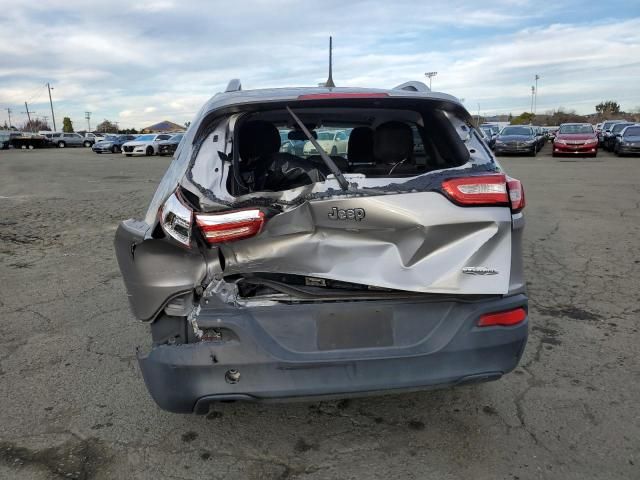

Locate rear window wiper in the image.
[286,106,349,191]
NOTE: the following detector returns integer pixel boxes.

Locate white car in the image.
[121,134,173,156]
[84,132,106,144]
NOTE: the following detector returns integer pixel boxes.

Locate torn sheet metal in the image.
[219,191,512,295]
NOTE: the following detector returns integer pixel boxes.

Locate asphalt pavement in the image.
[1,145,638,479]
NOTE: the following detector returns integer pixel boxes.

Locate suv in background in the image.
[114,79,528,413]
[604,122,633,151]
[598,119,625,146]
[48,132,92,148]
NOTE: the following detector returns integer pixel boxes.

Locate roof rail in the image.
[393,81,430,92]
[225,79,242,93]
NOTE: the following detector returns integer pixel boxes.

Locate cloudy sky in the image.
[1,0,639,130]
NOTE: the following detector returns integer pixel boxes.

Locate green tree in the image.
[510,112,536,125]
[62,117,74,132]
[595,100,621,117]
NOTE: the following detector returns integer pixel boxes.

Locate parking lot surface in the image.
[1,145,639,479]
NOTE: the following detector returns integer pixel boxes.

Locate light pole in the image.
[424,71,438,90]
[477,103,481,127]
[534,74,540,114]
[85,111,91,132]
[530,86,535,115]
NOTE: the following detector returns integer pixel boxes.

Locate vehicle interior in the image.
[228,106,469,194]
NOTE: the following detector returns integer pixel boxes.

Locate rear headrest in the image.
[373,122,413,163]
[238,121,281,160]
[347,127,373,163]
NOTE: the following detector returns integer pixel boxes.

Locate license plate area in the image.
[316,307,393,350]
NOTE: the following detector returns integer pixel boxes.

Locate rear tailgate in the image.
[220,191,511,295]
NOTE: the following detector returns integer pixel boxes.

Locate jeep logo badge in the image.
[328,207,366,221]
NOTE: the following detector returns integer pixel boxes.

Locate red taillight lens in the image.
[441,174,509,206]
[506,177,525,212]
[196,209,265,244]
[297,92,389,100]
[478,307,527,327]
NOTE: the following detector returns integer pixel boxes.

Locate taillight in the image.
[478,307,527,327]
[196,209,265,244]
[441,174,509,206]
[506,177,525,212]
[160,192,193,247]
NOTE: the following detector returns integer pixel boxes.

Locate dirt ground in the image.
[1,145,639,479]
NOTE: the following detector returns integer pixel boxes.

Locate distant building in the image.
[141,120,186,133]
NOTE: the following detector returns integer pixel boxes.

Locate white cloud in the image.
[0,0,638,128]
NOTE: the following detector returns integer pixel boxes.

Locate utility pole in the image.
[534,74,540,114]
[23,102,35,131]
[5,108,12,129]
[477,103,481,127]
[530,86,535,115]
[424,71,438,90]
[47,83,57,132]
[85,111,92,132]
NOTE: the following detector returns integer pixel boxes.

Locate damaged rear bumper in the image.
[137,293,528,413]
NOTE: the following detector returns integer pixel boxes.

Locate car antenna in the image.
[324,36,335,88]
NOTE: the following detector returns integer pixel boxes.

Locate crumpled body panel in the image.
[222,192,512,294]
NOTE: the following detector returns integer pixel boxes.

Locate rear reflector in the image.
[506,177,525,212]
[441,174,509,206]
[478,308,527,327]
[196,209,265,244]
[160,192,193,247]
[297,92,389,100]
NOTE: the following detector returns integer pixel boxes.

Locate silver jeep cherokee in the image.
[115,79,528,413]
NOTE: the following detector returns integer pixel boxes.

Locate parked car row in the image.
[477,120,640,158]
[91,133,184,156]
[92,134,138,153]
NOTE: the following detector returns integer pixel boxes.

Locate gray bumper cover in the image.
[138,294,528,413]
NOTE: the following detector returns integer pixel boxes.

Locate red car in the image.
[553,123,598,157]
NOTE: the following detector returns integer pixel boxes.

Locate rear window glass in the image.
[611,123,631,133]
[501,127,532,136]
[559,124,593,134]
